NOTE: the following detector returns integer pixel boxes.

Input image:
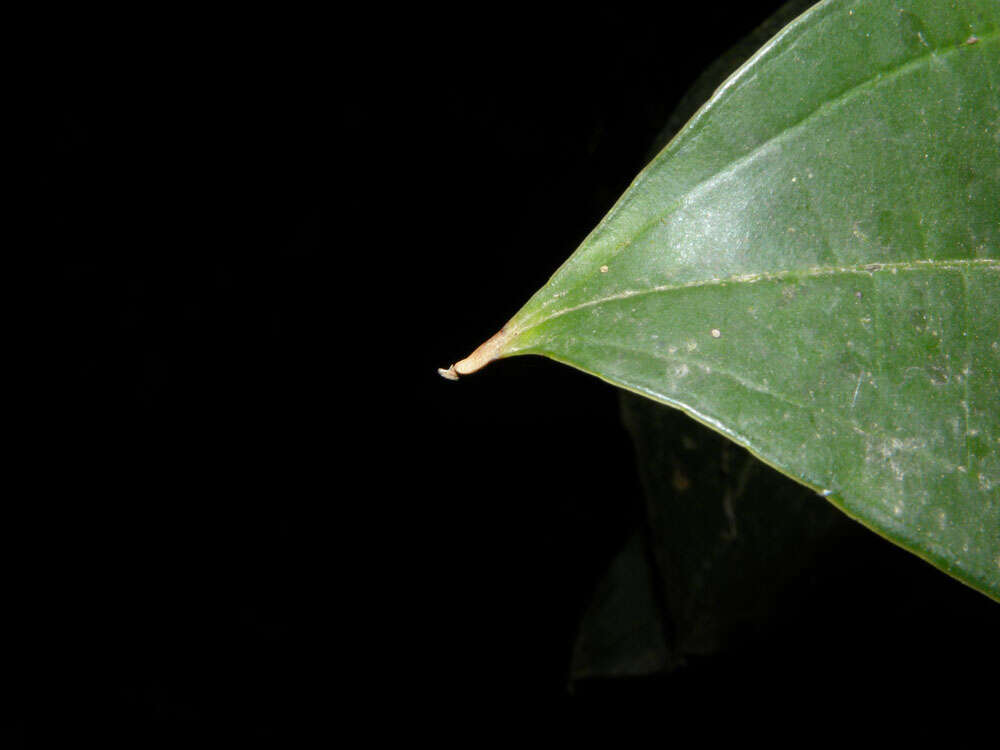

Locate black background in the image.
[25,2,999,741]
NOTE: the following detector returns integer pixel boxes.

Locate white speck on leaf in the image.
[851,371,864,407]
[711,328,721,338]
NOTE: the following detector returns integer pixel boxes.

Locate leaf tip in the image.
[442,326,517,380]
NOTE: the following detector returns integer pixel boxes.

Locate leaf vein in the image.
[610,30,998,264]
[535,28,1000,316]
[522,258,998,331]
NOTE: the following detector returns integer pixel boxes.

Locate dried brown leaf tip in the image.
[439,327,516,380]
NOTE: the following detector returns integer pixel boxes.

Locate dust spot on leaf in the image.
[928,366,949,385]
[866,435,927,483]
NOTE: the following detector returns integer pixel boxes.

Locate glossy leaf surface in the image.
[448,0,1000,599]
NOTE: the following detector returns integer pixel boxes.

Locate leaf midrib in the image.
[516,258,998,335]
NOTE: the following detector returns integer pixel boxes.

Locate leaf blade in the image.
[450,0,1000,599]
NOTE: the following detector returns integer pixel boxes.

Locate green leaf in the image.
[573,394,853,682]
[570,526,674,682]
[442,0,1000,601]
